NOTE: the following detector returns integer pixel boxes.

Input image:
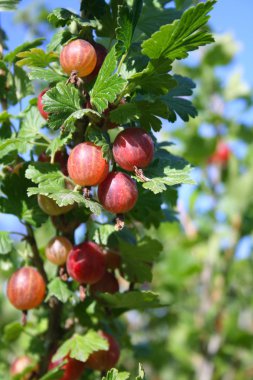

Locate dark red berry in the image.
[7,267,46,310]
[37,88,49,120]
[98,172,138,214]
[60,39,97,77]
[66,241,106,284]
[90,272,119,295]
[49,355,85,380]
[67,142,109,186]
[86,332,120,371]
[113,128,154,171]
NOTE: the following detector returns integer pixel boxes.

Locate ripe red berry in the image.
[37,88,49,120]
[66,241,106,284]
[208,141,231,165]
[46,236,73,266]
[49,355,85,380]
[86,332,120,371]
[7,267,46,310]
[39,150,69,176]
[90,272,119,295]
[103,249,121,270]
[60,39,97,77]
[67,142,109,186]
[86,42,107,81]
[113,128,154,171]
[98,172,138,214]
[38,195,74,216]
[10,356,37,380]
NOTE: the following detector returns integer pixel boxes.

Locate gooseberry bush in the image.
[0,0,216,379]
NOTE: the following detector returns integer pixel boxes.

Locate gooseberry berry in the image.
[37,88,49,120]
[60,39,97,77]
[49,355,85,380]
[7,267,46,310]
[67,142,109,186]
[86,42,107,81]
[66,241,106,284]
[98,172,138,214]
[10,356,37,380]
[86,332,120,371]
[46,236,73,266]
[38,195,74,216]
[113,127,154,171]
[90,272,119,295]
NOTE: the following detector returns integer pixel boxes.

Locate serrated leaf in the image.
[64,109,101,131]
[115,0,143,56]
[46,278,72,303]
[141,1,215,61]
[46,29,72,52]
[161,74,197,122]
[102,369,130,380]
[25,163,65,188]
[3,322,23,342]
[86,126,111,161]
[4,38,44,63]
[18,107,46,152]
[16,48,58,68]
[0,0,20,11]
[90,46,127,113]
[141,149,195,194]
[53,331,109,363]
[99,291,165,310]
[28,68,66,83]
[42,82,83,130]
[0,231,12,255]
[48,8,98,29]
[119,236,162,282]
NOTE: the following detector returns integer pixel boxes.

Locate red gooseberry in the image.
[90,271,119,295]
[86,332,120,371]
[38,195,74,216]
[113,127,154,171]
[37,88,49,120]
[98,172,138,214]
[85,42,107,82]
[7,267,46,310]
[60,39,97,77]
[49,355,85,380]
[66,241,106,284]
[67,142,109,187]
[46,236,73,266]
[10,356,37,380]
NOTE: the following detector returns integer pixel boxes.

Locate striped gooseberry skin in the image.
[67,142,109,186]
[37,88,49,120]
[90,271,119,295]
[60,39,97,77]
[7,267,46,310]
[46,236,73,266]
[113,128,154,171]
[98,172,138,214]
[85,332,120,371]
[66,241,106,284]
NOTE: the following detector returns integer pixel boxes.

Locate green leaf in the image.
[46,278,72,303]
[3,322,23,342]
[90,46,127,113]
[13,65,33,101]
[141,1,215,61]
[53,331,109,363]
[129,59,176,95]
[0,0,20,11]
[28,68,67,83]
[161,74,197,122]
[39,364,65,380]
[99,291,165,310]
[141,148,195,194]
[86,126,112,161]
[0,231,12,255]
[48,8,98,29]
[18,107,46,153]
[119,236,162,282]
[115,0,143,56]
[16,48,58,68]
[102,369,130,380]
[4,38,44,63]
[42,82,82,130]
[47,29,72,52]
